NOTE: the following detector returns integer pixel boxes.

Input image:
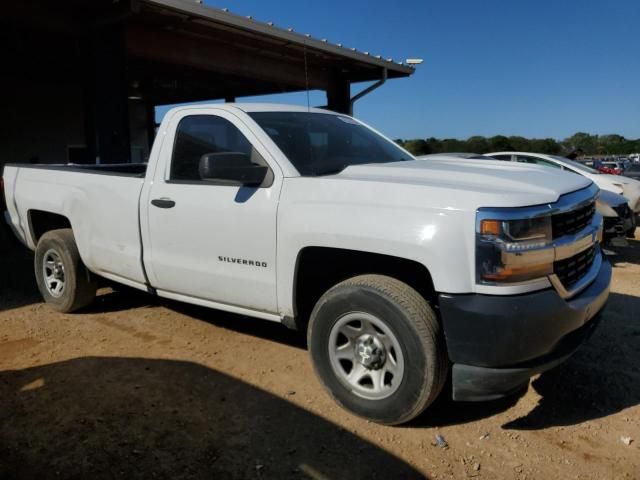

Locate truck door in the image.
[141,109,281,314]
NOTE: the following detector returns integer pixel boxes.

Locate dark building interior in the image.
[0,0,414,168]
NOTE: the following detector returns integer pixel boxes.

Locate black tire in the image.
[307,274,448,425]
[34,229,97,313]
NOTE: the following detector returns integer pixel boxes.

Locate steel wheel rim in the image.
[42,249,66,298]
[328,312,405,400]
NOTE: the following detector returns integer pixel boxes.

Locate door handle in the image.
[151,198,176,209]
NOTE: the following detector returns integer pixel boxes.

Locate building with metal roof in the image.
[1,0,416,165]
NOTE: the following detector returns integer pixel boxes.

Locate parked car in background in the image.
[583,159,607,171]
[597,165,617,175]
[486,152,640,237]
[621,158,632,170]
[419,154,635,244]
[598,190,637,243]
[623,164,640,180]
[419,152,488,159]
[598,161,626,175]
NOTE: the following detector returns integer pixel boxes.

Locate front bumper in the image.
[439,256,611,401]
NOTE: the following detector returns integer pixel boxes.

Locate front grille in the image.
[552,201,596,239]
[554,245,596,289]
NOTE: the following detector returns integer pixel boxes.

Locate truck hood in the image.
[333,159,592,208]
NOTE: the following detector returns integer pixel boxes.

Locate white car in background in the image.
[487,152,640,235]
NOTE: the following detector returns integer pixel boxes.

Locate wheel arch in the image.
[28,210,72,246]
[291,246,436,331]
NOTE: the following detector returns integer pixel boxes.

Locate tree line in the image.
[395,133,640,157]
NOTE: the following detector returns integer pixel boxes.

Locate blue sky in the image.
[158,0,640,140]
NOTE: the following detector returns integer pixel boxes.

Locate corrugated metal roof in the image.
[142,0,415,76]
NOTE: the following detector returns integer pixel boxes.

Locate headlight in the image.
[476,216,553,284]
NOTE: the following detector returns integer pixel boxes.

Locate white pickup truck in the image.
[3,104,611,425]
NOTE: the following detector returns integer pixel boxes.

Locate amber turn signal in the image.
[480,219,501,236]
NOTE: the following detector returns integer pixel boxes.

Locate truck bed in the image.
[2,163,148,177]
[3,162,148,288]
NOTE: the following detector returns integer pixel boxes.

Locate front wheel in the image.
[308,274,448,425]
[34,229,97,313]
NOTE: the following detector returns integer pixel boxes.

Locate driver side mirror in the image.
[199,152,268,186]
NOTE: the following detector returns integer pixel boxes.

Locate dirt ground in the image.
[1,231,639,480]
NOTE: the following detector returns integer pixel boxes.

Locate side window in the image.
[171,115,262,181]
[491,154,513,161]
[516,156,562,169]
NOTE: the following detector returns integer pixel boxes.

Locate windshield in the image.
[549,155,600,174]
[248,112,412,176]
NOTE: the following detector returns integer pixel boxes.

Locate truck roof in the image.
[167,103,340,116]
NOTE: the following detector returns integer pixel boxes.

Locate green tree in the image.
[397,133,639,157]
[529,138,561,154]
[466,136,490,153]
[562,132,598,154]
[599,134,629,155]
[401,139,430,155]
[507,136,530,152]
[440,138,467,153]
[488,135,513,152]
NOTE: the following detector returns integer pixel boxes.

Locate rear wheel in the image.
[308,274,448,425]
[35,229,97,312]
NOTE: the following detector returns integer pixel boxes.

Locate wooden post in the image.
[326,74,351,115]
[90,26,131,164]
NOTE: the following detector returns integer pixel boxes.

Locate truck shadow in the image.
[86,286,160,314]
[410,383,524,428]
[0,246,158,314]
[64,291,640,432]
[0,244,307,348]
[174,285,639,432]
[170,301,308,350]
[413,292,640,429]
[3,241,638,433]
[503,292,640,430]
[0,244,41,312]
[0,357,426,480]
[83,291,308,350]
